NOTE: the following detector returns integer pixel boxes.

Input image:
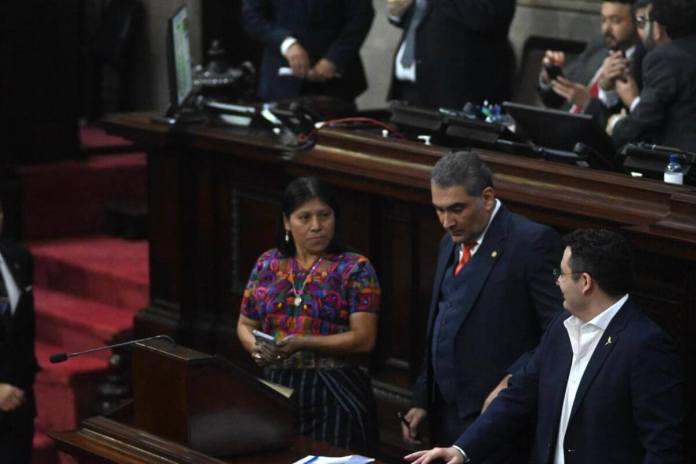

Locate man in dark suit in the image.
[405,229,684,464]
[400,152,562,463]
[539,0,643,127]
[0,199,38,464]
[387,0,516,109]
[609,0,696,152]
[242,0,374,103]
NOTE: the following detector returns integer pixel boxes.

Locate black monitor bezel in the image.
[503,101,617,170]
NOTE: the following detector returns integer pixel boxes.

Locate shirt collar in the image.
[565,293,629,331]
[469,199,501,254]
[625,45,636,60]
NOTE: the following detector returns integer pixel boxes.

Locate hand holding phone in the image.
[544,63,564,81]
[252,329,277,346]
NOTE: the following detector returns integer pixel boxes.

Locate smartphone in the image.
[544,63,564,81]
[252,329,277,345]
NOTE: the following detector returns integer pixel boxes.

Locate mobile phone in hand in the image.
[544,63,564,81]
[252,329,277,346]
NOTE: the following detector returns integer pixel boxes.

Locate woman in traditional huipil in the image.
[237,177,380,453]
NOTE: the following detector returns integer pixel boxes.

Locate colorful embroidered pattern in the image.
[241,249,380,340]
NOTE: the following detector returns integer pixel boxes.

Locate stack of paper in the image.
[293,454,375,464]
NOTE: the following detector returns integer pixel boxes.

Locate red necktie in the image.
[588,78,600,98]
[571,69,602,113]
[454,243,474,276]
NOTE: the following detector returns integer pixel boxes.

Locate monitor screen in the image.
[503,101,617,170]
[168,5,193,111]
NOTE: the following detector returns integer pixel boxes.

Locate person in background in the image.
[400,152,562,464]
[386,0,516,109]
[237,177,380,453]
[405,229,684,464]
[608,0,696,152]
[539,0,644,127]
[0,199,39,464]
[242,1,374,104]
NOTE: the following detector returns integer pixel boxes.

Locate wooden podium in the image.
[49,339,317,463]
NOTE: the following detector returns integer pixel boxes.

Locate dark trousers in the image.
[0,405,35,464]
[265,366,378,454]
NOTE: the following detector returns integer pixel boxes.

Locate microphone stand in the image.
[49,335,176,364]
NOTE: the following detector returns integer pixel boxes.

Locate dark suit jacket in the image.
[456,298,684,464]
[242,0,374,102]
[0,242,38,428]
[613,36,696,152]
[413,205,563,432]
[388,0,516,109]
[539,36,646,128]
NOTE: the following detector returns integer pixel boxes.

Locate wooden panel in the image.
[102,113,696,461]
[147,151,183,312]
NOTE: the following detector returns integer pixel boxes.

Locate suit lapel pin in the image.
[605,336,613,346]
[491,251,498,258]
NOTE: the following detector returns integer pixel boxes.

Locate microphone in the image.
[49,335,176,364]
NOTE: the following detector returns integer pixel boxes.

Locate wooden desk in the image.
[51,415,363,464]
[102,112,696,461]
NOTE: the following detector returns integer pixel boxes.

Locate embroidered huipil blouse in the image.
[241,249,380,343]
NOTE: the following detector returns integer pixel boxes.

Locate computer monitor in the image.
[503,102,617,170]
[164,5,196,119]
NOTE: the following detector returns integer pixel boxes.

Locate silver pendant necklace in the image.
[290,257,323,307]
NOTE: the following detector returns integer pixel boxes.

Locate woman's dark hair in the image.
[278,177,343,257]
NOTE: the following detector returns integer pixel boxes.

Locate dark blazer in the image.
[456,298,684,464]
[242,0,374,102]
[0,241,38,461]
[613,36,696,152]
[539,36,646,128]
[413,205,563,436]
[388,0,516,109]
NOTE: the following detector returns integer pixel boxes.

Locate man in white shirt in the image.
[405,228,684,464]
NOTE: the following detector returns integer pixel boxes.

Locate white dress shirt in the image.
[0,252,20,314]
[553,293,629,464]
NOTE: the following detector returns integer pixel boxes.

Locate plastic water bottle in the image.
[664,154,684,185]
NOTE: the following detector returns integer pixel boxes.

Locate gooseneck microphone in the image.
[49,335,176,364]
